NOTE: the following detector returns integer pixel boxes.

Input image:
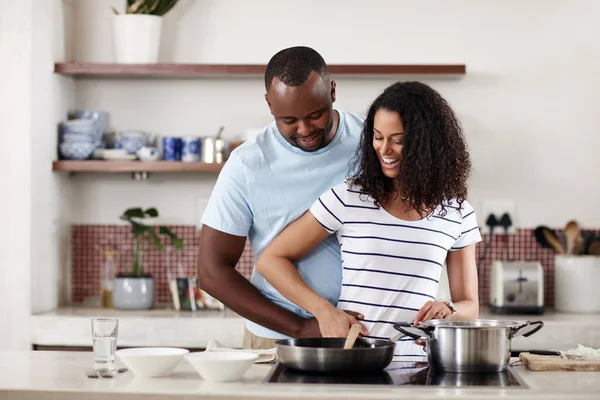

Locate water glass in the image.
[91,318,118,367]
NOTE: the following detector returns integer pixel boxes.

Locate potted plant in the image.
[112,207,184,309]
[110,0,180,64]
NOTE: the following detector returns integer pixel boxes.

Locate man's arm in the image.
[197,225,321,338]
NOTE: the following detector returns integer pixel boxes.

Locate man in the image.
[198,46,364,349]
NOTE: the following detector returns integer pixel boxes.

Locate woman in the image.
[257,81,481,358]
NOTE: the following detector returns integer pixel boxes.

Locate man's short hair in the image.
[264,46,329,90]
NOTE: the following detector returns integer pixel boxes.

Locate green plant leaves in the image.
[122,207,146,219]
[159,226,185,249]
[124,0,179,16]
[121,207,184,275]
[146,226,164,251]
[131,221,148,237]
[154,0,178,16]
[144,207,158,218]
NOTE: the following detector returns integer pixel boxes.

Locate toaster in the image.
[489,260,545,315]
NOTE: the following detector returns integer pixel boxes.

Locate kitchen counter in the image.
[31,306,244,349]
[1,350,600,400]
[31,306,600,351]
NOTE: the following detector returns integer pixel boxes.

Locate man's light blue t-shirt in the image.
[201,110,364,339]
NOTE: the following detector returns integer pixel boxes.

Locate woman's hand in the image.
[413,301,453,347]
[314,306,369,338]
[413,301,453,325]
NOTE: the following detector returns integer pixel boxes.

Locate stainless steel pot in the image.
[393,319,544,373]
[275,335,400,373]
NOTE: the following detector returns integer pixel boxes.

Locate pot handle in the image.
[510,320,544,338]
[393,322,433,340]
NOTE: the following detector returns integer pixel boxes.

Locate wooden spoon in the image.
[564,220,581,255]
[343,324,363,350]
[542,228,565,254]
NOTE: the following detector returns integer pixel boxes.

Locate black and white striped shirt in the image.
[310,180,482,360]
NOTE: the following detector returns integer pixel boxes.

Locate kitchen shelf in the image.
[52,160,224,173]
[54,62,466,78]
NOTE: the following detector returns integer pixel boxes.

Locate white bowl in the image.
[116,347,189,378]
[185,351,259,382]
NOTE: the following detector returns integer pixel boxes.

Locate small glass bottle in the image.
[101,250,116,308]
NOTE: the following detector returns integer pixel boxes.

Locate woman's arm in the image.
[256,211,366,337]
[445,244,479,319]
[413,244,479,323]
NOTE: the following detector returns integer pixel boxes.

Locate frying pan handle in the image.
[510,320,544,338]
[393,322,432,340]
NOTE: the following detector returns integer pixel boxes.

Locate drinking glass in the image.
[91,318,118,368]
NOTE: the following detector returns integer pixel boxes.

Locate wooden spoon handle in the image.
[343,324,362,350]
[543,229,565,254]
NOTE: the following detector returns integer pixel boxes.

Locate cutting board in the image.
[519,352,600,371]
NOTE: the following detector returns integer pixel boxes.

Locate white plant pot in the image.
[112,14,163,64]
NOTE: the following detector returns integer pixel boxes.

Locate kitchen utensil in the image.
[541,228,565,254]
[519,352,600,371]
[529,350,562,356]
[275,332,403,373]
[488,260,545,315]
[533,226,562,252]
[393,319,544,373]
[343,324,362,350]
[564,220,581,254]
[84,367,128,378]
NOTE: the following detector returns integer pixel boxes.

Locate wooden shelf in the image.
[52,160,224,173]
[54,62,466,78]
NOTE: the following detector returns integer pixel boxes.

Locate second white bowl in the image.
[185,351,258,382]
[116,347,189,378]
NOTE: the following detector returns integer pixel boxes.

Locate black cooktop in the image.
[264,361,527,388]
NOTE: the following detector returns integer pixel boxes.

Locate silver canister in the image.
[202,137,226,163]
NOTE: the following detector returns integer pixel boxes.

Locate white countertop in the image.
[31,306,600,351]
[1,351,600,400]
[31,307,245,349]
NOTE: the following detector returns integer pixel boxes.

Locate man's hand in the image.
[313,306,369,338]
[295,310,366,338]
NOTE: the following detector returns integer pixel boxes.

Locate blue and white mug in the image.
[162,137,182,161]
[182,136,202,162]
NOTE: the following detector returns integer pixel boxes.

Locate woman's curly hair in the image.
[350,81,471,217]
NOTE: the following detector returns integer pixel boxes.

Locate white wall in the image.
[30,0,75,312]
[0,0,34,350]
[70,0,600,228]
[0,0,74,349]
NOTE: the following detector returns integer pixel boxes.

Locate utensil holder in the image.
[554,255,600,313]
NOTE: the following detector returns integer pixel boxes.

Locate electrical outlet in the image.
[481,200,516,234]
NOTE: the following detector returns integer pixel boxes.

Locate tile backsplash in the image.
[71,225,594,308]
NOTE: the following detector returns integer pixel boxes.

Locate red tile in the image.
[72,226,596,308]
[71,225,254,305]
